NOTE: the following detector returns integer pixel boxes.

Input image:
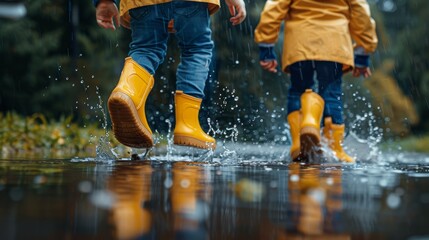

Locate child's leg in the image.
[128,4,171,74]
[171,2,216,149]
[287,61,315,114]
[287,61,316,161]
[172,2,213,98]
[315,61,343,124]
[316,61,354,162]
[107,4,171,149]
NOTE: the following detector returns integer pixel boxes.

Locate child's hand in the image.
[353,67,372,78]
[260,60,278,73]
[96,0,120,30]
[224,0,246,25]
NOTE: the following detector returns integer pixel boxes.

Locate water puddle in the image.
[1,142,429,239]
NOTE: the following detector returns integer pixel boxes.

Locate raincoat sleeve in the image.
[254,0,291,44]
[93,0,117,7]
[348,0,378,53]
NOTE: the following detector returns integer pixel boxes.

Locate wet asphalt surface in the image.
[1,143,429,240]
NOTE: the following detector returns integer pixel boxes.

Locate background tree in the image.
[393,0,429,133]
[0,0,127,125]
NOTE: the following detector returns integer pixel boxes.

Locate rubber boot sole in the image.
[174,135,216,150]
[300,126,321,158]
[108,92,153,148]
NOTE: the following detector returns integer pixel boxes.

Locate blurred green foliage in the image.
[398,136,429,153]
[0,112,120,158]
[385,135,429,153]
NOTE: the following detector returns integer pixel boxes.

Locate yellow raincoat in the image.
[254,0,378,72]
[119,0,220,28]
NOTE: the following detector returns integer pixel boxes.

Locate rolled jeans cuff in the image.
[259,46,276,61]
[354,54,370,68]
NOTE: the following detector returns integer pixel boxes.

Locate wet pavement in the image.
[1,144,429,240]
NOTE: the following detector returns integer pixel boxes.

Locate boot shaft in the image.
[287,110,302,161]
[114,57,154,109]
[174,91,202,132]
[300,89,324,129]
[323,117,355,163]
[323,117,344,149]
[174,91,216,149]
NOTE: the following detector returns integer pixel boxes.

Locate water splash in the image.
[95,136,117,162]
[349,111,383,161]
[165,118,174,161]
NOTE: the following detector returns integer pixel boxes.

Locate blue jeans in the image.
[287,60,344,124]
[128,2,213,98]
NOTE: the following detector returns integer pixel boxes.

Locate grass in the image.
[0,112,124,159]
[2,112,428,159]
[384,135,429,153]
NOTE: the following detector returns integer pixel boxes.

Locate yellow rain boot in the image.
[300,89,324,154]
[323,117,355,163]
[174,91,216,150]
[287,110,302,161]
[108,57,154,148]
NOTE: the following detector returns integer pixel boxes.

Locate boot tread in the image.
[173,135,216,150]
[108,92,153,148]
[300,126,321,155]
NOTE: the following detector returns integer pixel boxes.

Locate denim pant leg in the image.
[315,61,344,124]
[128,4,171,75]
[287,61,315,115]
[173,2,213,99]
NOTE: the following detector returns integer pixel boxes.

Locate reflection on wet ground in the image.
[1,150,429,239]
